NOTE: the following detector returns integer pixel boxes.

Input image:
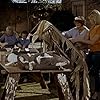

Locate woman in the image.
[72,9,100,100]
[62,16,89,39]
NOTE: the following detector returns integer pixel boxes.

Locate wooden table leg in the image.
[2,73,20,100]
[54,73,74,100]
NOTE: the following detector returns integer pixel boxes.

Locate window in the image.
[71,0,85,16]
[11,0,62,3]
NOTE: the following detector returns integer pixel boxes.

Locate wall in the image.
[62,0,100,28]
[0,0,100,32]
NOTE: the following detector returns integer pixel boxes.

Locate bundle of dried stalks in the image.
[31,20,90,100]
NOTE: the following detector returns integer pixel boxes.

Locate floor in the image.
[15,82,59,100]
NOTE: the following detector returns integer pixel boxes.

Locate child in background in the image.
[0,26,18,48]
[17,31,30,49]
[17,31,30,83]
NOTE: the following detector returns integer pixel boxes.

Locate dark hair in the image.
[21,31,28,36]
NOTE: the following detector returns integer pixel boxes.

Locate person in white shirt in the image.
[62,16,89,39]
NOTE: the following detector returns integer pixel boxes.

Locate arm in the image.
[27,33,33,39]
[0,42,8,48]
[84,31,90,40]
[0,34,8,48]
[17,43,22,48]
[75,26,100,45]
[76,34,100,45]
[0,34,5,42]
[63,28,75,38]
[22,40,30,48]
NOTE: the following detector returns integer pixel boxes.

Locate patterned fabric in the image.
[5,75,19,100]
[57,73,74,100]
[18,51,71,70]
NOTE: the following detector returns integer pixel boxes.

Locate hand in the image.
[22,46,25,49]
[28,33,33,36]
[68,38,77,43]
[0,42,8,48]
[17,43,22,48]
[75,36,84,42]
[27,33,33,39]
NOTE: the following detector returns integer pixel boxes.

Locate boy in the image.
[17,31,30,49]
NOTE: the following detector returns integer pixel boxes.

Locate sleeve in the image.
[23,40,30,48]
[16,37,20,43]
[0,34,5,42]
[65,31,72,38]
[64,29,73,38]
[14,35,19,45]
[66,28,76,38]
[80,29,88,39]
